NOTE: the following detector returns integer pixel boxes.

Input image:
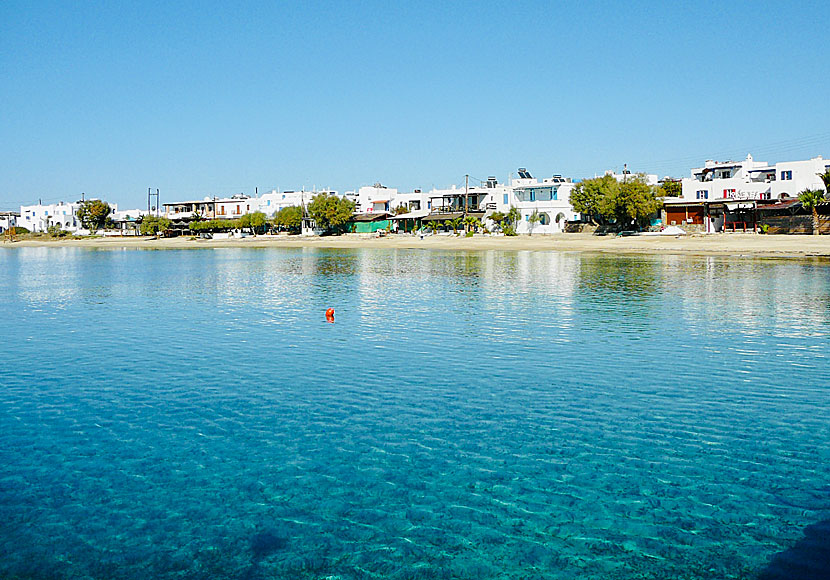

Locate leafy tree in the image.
[798,188,826,235]
[76,200,112,231]
[47,224,68,237]
[190,219,238,232]
[273,206,303,233]
[570,175,618,224]
[238,211,267,235]
[488,208,518,234]
[393,203,410,215]
[307,192,355,233]
[527,209,541,235]
[598,176,662,229]
[602,176,662,229]
[819,169,830,194]
[659,179,682,197]
[140,215,172,235]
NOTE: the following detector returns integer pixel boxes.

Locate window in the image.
[552,189,558,200]
[267,200,271,206]
[503,194,508,204]
[696,190,709,199]
[529,190,536,202]
[780,170,792,180]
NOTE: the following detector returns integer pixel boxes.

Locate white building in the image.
[503,170,578,234]
[255,189,338,216]
[680,154,829,202]
[163,194,255,220]
[345,184,399,214]
[19,200,117,233]
[602,168,659,186]
[0,211,19,232]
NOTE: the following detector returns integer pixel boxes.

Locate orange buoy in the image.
[325,307,335,323]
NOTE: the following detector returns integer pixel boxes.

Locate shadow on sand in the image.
[758,518,830,579]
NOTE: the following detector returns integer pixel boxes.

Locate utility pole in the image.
[148,188,160,216]
[465,174,469,216]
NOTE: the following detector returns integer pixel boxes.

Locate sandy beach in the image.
[5,232,830,258]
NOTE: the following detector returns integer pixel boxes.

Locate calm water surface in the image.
[1,247,829,579]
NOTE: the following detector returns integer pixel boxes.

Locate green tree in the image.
[238,211,267,235]
[76,200,112,231]
[602,176,662,230]
[393,203,410,215]
[506,206,521,227]
[570,175,618,224]
[140,215,172,235]
[463,215,480,233]
[273,206,303,233]
[447,216,463,235]
[527,209,541,235]
[658,179,682,197]
[798,188,826,235]
[489,211,505,231]
[190,219,238,232]
[818,169,830,195]
[47,224,68,237]
[307,192,355,233]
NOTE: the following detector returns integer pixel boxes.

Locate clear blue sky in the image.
[1,0,828,210]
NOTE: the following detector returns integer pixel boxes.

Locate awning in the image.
[390,209,430,220]
[350,212,391,222]
[421,211,485,222]
[725,202,755,211]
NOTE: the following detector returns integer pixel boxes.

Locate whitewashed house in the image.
[0,211,19,232]
[508,169,579,234]
[19,200,117,233]
[255,189,338,216]
[346,184,399,214]
[680,154,829,202]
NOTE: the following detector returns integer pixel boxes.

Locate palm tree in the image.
[506,206,521,228]
[488,211,505,232]
[448,217,464,235]
[819,169,830,195]
[463,215,480,234]
[798,188,826,235]
[527,210,541,236]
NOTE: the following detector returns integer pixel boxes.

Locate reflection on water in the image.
[0,247,829,579]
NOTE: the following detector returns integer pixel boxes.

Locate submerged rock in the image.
[250,531,288,560]
[759,519,830,579]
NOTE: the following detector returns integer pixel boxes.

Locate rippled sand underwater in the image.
[0,247,828,579]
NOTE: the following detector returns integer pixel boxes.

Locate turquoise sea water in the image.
[1,247,829,579]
